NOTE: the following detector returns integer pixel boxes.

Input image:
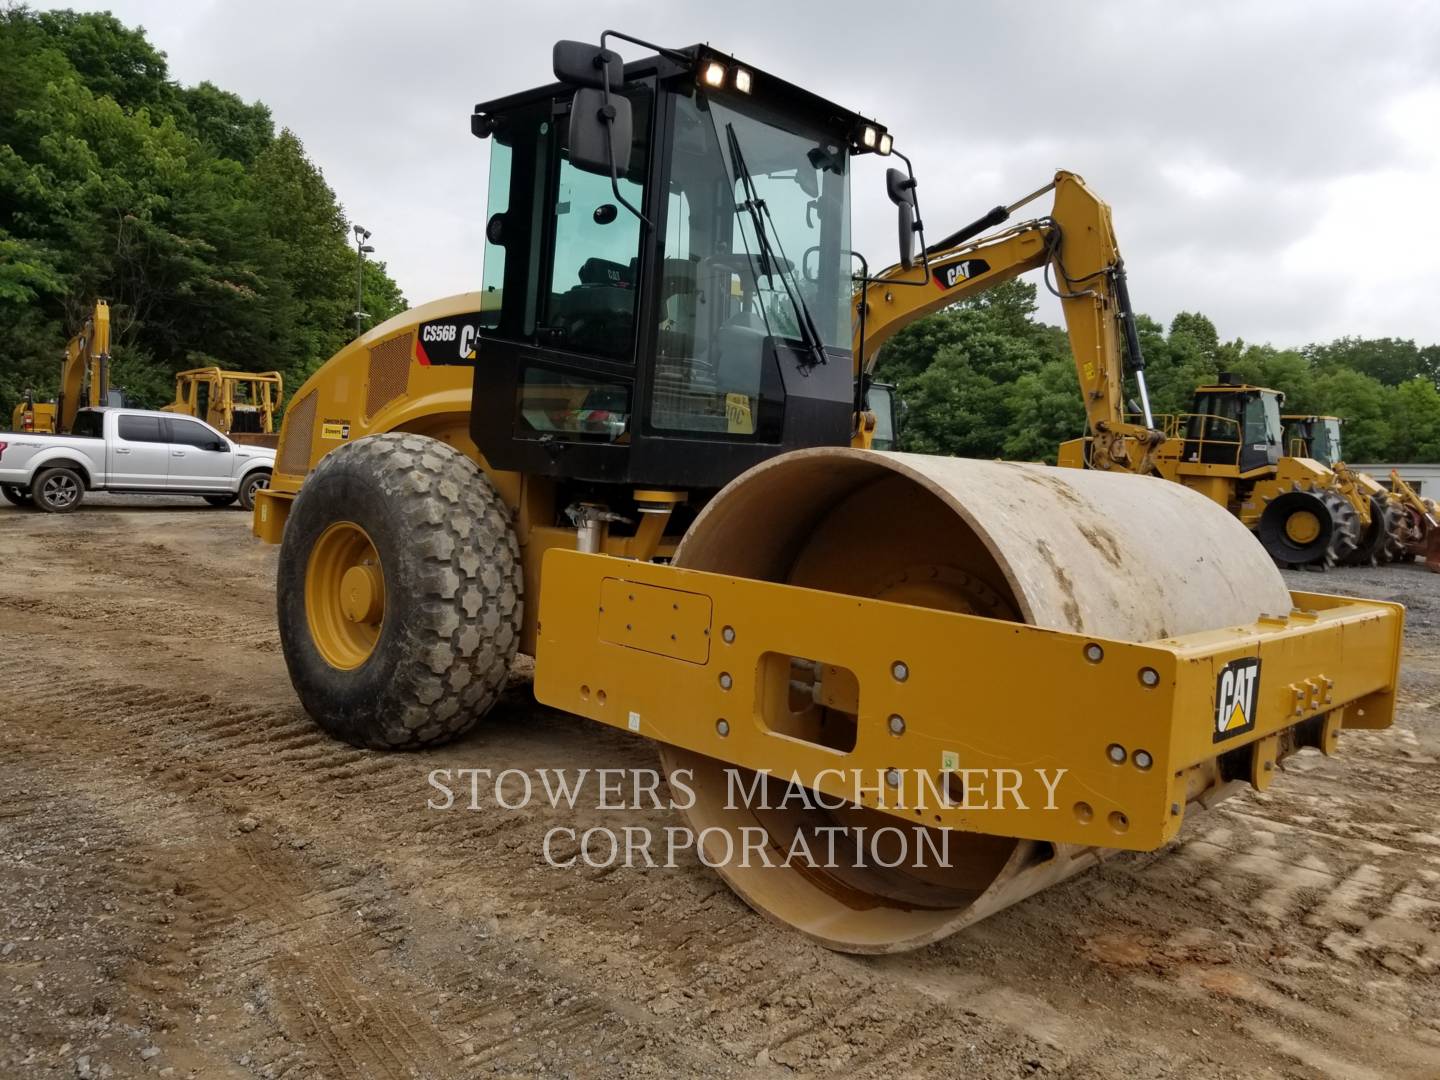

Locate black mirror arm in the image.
[598,62,651,227]
[885,149,931,287]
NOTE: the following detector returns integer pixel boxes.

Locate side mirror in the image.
[886,167,917,270]
[568,88,632,177]
[209,440,228,452]
[553,40,624,89]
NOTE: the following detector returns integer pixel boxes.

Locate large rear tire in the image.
[1,484,32,507]
[277,433,522,749]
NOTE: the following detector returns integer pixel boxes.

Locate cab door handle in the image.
[172,451,186,457]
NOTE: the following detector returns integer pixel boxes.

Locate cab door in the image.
[111,414,171,488]
[164,416,235,490]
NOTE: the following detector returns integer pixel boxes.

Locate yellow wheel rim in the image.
[1285,509,1322,545]
[306,521,385,670]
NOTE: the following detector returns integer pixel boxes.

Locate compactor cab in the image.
[1284,414,1343,466]
[1180,376,1283,475]
[467,37,892,488]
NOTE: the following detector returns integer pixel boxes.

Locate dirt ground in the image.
[2,494,1438,1080]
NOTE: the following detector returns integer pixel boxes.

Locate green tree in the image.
[0,8,404,421]
[1311,369,1393,461]
[1303,336,1430,387]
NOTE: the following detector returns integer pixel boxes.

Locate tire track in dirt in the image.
[4,506,1440,1078]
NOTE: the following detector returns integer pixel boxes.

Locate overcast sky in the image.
[45,0,1440,347]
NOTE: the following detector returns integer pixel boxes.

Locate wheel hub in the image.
[305,521,385,670]
[1285,509,1321,544]
[340,563,385,624]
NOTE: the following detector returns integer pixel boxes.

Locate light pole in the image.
[352,224,374,338]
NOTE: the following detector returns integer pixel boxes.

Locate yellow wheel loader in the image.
[254,34,1403,953]
[1282,412,1410,564]
[163,366,285,448]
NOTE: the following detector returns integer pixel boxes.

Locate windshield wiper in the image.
[723,122,828,371]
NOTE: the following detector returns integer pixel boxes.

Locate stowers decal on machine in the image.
[321,419,351,440]
[1214,656,1261,742]
[932,259,990,290]
[416,313,486,366]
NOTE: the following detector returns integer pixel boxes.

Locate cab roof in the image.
[472,41,890,155]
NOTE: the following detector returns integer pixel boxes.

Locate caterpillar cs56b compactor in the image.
[254,34,1403,952]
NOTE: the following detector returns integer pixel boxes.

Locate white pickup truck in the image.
[0,408,274,513]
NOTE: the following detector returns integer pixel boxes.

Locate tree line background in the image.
[0,7,406,417]
[877,280,1440,463]
[4,8,1437,464]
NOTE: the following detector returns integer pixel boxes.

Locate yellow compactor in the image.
[254,35,1403,952]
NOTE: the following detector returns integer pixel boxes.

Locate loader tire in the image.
[1,484,32,507]
[1377,497,1411,564]
[1336,498,1393,570]
[1320,490,1363,566]
[1256,490,1334,566]
[277,433,522,750]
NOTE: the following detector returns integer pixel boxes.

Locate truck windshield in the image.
[653,90,851,436]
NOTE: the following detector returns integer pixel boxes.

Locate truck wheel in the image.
[204,494,238,507]
[239,469,270,512]
[276,433,522,749]
[32,467,85,514]
[1,484,32,507]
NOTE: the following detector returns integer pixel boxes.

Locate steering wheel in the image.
[701,252,794,279]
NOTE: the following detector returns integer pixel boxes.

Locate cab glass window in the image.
[538,86,652,361]
[70,411,104,438]
[168,418,223,448]
[516,367,629,443]
[650,90,850,439]
[479,136,512,330]
[118,415,163,442]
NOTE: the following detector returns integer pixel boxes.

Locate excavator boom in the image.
[855,171,1162,472]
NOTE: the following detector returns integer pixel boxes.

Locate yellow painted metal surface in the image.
[534,550,1401,853]
[163,366,284,436]
[597,577,712,664]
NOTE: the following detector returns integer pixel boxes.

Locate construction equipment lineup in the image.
[227,36,1407,953]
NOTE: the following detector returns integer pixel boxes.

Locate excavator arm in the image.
[55,301,112,434]
[853,171,1163,472]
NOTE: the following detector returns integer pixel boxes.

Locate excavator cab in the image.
[467,37,890,489]
[1181,377,1283,475]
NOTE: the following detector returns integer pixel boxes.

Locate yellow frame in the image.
[533,550,1401,853]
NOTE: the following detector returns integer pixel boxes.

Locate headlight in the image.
[702,61,726,88]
